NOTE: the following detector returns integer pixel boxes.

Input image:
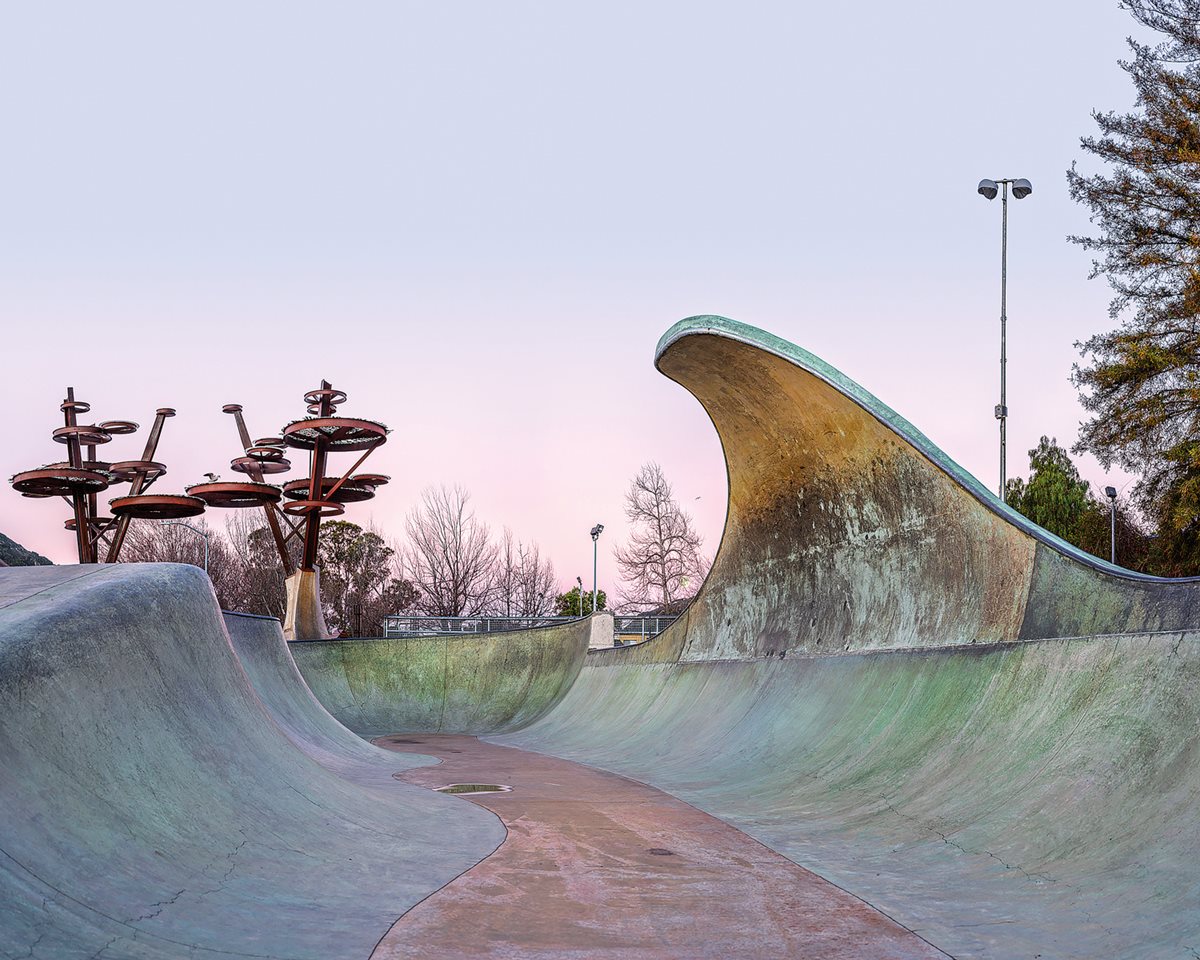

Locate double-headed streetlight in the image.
[978,177,1033,498]
[589,524,604,615]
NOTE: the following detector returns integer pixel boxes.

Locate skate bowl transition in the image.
[288,619,592,738]
[3,315,1200,959]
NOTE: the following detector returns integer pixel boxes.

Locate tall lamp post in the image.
[576,575,584,616]
[977,177,1033,498]
[590,523,604,615]
[160,519,209,574]
[1105,486,1118,564]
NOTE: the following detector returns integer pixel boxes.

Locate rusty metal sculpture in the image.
[186,381,388,638]
[10,388,204,563]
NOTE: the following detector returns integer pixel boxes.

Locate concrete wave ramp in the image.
[0,563,503,959]
[493,315,1200,959]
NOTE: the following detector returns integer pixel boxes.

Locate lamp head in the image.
[1011,178,1033,199]
[1105,486,1117,500]
[977,179,999,200]
[590,523,604,539]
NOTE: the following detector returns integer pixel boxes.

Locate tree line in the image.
[1005,1,1200,575]
[123,462,712,635]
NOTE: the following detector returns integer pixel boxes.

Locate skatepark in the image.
[4,316,1200,959]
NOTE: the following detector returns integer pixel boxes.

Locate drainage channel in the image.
[434,783,513,795]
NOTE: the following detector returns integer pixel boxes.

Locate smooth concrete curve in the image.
[0,563,504,959]
[222,610,433,775]
[288,617,592,738]
[489,316,1200,959]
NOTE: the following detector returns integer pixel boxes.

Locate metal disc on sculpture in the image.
[303,387,347,412]
[230,455,291,475]
[109,494,205,520]
[110,460,167,482]
[281,417,387,451]
[186,481,282,508]
[60,399,90,414]
[244,445,287,461]
[63,518,106,531]
[253,437,286,449]
[11,467,110,497]
[42,460,121,483]
[97,420,139,436]
[52,425,112,446]
[281,498,345,517]
[282,475,385,503]
[352,473,389,488]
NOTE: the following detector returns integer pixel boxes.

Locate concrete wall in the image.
[0,563,502,959]
[494,316,1200,959]
[289,614,592,737]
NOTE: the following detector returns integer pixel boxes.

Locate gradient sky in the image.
[0,2,1151,594]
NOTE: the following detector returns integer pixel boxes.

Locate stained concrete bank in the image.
[289,615,594,737]
[489,317,1200,959]
[0,563,503,959]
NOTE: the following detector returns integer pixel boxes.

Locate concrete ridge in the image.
[657,313,1199,585]
[0,563,503,958]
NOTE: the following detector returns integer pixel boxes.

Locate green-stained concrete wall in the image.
[288,616,592,738]
[491,317,1200,959]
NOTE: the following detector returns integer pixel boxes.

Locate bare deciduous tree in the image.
[404,485,497,617]
[614,462,709,612]
[492,528,558,617]
[121,517,246,610]
[223,509,293,619]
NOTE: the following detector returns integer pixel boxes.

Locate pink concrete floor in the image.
[373,734,947,960]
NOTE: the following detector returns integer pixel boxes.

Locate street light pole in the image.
[1000,180,1008,498]
[589,524,604,615]
[978,177,1032,498]
[1105,486,1118,565]
[576,575,584,616]
[160,519,209,574]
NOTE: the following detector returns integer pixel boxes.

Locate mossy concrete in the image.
[289,617,592,738]
[491,317,1200,959]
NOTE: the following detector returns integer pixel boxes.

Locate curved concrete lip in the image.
[657,313,1200,585]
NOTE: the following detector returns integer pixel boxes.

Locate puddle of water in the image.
[435,783,513,795]
[648,848,675,856]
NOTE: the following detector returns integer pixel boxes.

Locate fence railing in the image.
[382,615,577,638]
[614,616,678,644]
[379,613,680,643]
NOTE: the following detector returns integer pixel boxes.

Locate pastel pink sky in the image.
[1,2,1148,592]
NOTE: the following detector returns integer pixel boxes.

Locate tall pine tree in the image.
[1069,1,1200,567]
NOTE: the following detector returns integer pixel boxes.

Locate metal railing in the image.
[613,616,678,644]
[382,615,577,638]
[378,613,681,643]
